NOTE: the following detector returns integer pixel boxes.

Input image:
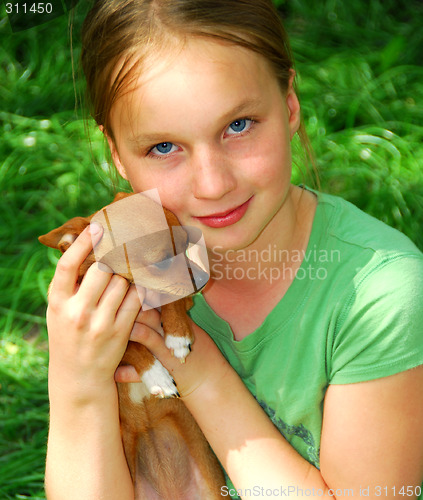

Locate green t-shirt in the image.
[188,190,423,497]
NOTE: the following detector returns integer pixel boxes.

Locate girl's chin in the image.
[204,228,264,254]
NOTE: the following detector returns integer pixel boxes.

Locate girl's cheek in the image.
[127,173,185,215]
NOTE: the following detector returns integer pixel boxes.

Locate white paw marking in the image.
[165,334,191,361]
[128,382,151,404]
[141,359,178,399]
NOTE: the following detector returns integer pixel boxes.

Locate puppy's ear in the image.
[38,216,91,253]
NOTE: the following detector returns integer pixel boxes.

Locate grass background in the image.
[1,0,422,498]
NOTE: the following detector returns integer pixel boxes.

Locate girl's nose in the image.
[190,146,237,200]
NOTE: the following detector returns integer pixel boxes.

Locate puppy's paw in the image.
[141,359,179,399]
[165,335,192,362]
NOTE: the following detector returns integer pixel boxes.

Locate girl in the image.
[44,1,423,499]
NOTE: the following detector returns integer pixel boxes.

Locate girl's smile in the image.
[107,37,301,252]
[193,196,253,228]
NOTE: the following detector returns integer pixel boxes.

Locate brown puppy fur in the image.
[39,193,225,499]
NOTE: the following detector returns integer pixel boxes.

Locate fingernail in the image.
[97,262,113,274]
[89,222,102,235]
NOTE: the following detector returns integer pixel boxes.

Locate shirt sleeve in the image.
[328,254,423,384]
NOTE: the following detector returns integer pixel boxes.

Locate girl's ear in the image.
[286,70,301,140]
[99,125,128,180]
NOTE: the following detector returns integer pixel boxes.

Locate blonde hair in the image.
[81,0,317,185]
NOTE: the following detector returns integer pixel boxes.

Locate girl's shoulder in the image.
[304,190,423,383]
[310,188,422,259]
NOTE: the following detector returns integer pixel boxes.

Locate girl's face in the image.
[107,37,300,252]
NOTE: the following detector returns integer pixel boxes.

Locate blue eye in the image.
[226,118,253,135]
[151,142,178,156]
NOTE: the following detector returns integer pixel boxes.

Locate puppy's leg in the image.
[122,342,178,398]
[161,300,194,362]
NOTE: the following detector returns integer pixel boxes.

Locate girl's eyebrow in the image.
[219,97,263,123]
[129,97,263,145]
[129,132,176,145]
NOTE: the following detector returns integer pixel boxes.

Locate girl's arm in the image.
[44,225,140,500]
[45,382,133,500]
[129,320,423,500]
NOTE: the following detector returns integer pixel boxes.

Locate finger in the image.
[76,262,115,306]
[50,224,103,298]
[114,365,140,383]
[130,322,170,362]
[114,285,143,329]
[95,273,130,312]
[134,307,162,332]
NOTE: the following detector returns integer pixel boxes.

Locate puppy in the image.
[39,192,225,499]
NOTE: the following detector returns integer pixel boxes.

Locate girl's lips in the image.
[194,197,253,228]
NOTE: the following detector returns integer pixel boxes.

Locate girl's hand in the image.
[116,310,231,399]
[46,223,142,402]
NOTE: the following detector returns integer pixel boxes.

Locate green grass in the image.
[1,1,422,497]
[0,338,48,500]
